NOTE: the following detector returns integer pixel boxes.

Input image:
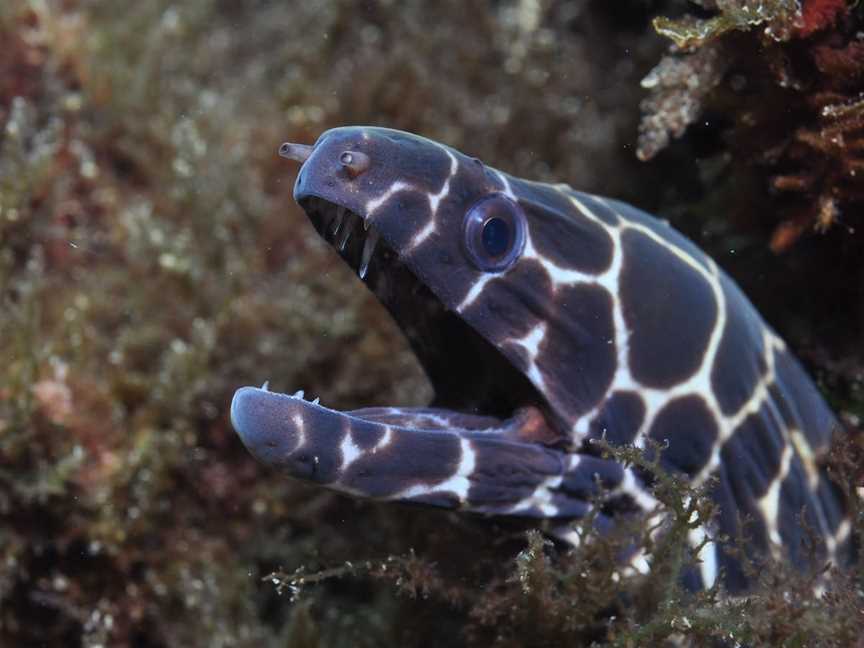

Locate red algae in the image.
[799,0,849,37]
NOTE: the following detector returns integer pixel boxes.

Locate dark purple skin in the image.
[231,127,850,592]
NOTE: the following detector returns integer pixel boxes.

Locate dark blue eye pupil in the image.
[481,217,510,257]
[463,194,525,272]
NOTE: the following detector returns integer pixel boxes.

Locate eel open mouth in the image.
[230,181,620,519]
[298,196,557,432]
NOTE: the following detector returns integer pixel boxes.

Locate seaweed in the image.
[262,437,864,646]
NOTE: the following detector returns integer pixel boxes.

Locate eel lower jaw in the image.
[229,385,575,512]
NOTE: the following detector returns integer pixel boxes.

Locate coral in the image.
[642,0,864,249]
[637,43,725,162]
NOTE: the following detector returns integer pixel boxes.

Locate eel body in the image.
[231,127,851,592]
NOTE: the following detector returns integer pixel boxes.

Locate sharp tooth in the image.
[358,228,379,280]
[363,218,370,231]
[331,206,346,235]
[292,389,305,399]
[337,218,353,251]
[311,397,320,405]
[261,381,270,391]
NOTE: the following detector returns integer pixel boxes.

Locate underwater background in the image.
[1,1,862,646]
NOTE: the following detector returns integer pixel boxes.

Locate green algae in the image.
[652,0,803,50]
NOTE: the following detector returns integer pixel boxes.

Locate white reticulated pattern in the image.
[393,437,476,504]
[691,329,780,490]
[507,322,551,400]
[408,148,459,251]
[339,431,363,471]
[291,412,307,450]
[688,521,718,589]
[564,195,729,454]
[365,180,415,216]
[504,473,565,517]
[757,442,792,558]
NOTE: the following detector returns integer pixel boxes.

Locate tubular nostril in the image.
[339,150,370,178]
[278,142,313,163]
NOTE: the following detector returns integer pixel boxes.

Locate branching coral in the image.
[637,44,725,162]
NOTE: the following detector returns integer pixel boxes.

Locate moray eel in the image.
[231,127,851,592]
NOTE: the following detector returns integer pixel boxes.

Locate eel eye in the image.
[463,194,526,272]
